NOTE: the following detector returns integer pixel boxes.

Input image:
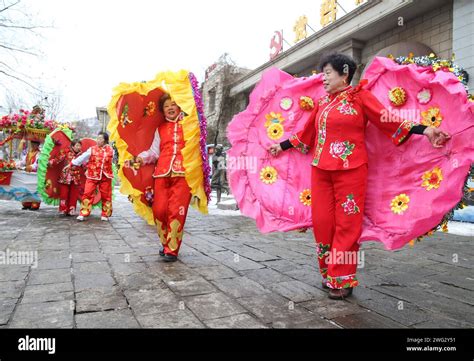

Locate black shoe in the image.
[159,246,165,257]
[322,281,329,290]
[328,287,353,300]
[162,254,177,263]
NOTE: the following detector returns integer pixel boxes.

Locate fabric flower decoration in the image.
[299,96,314,110]
[264,112,284,128]
[120,104,133,128]
[390,194,410,215]
[316,243,330,259]
[388,87,407,106]
[341,194,360,215]
[336,99,358,115]
[259,166,278,184]
[280,97,293,111]
[318,95,330,106]
[421,166,443,190]
[421,106,443,128]
[417,88,432,104]
[144,101,156,116]
[267,123,284,140]
[299,189,311,206]
[329,140,355,160]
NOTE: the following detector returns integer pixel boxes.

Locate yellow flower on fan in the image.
[267,123,284,140]
[421,107,443,128]
[264,112,284,128]
[388,87,407,106]
[299,189,311,206]
[421,166,443,191]
[260,166,278,184]
[299,96,315,110]
[390,193,410,215]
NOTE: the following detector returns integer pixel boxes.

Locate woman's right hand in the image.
[269,144,283,157]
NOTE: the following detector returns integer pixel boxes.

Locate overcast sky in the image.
[1,0,359,120]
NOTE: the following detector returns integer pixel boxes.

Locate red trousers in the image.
[59,183,80,214]
[79,177,112,217]
[153,176,192,256]
[311,164,368,289]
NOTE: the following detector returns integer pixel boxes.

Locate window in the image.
[208,88,216,113]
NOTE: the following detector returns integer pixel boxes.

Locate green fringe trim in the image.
[37,128,73,205]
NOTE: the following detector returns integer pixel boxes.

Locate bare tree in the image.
[29,90,64,120]
[4,90,26,113]
[0,0,50,91]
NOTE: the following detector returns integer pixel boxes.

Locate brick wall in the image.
[361,0,453,65]
[453,0,474,92]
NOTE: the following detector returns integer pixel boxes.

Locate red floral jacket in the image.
[289,80,416,170]
[139,117,186,177]
[86,145,114,180]
[49,149,83,185]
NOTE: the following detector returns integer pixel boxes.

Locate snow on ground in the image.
[207,191,242,217]
[444,221,474,237]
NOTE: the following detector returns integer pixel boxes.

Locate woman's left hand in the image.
[423,127,451,148]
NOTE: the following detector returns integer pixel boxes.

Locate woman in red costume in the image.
[47,140,83,216]
[133,94,192,262]
[73,132,114,222]
[270,53,450,300]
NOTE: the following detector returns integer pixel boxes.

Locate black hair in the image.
[318,53,357,84]
[159,93,171,113]
[98,132,109,144]
[71,139,82,147]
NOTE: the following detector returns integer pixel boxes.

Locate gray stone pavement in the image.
[0,191,473,329]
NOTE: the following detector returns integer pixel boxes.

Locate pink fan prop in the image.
[360,56,474,249]
[227,68,326,233]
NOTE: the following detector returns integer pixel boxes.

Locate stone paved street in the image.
[0,191,473,329]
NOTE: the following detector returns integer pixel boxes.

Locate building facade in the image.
[202,0,473,146]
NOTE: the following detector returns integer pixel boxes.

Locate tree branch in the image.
[0,23,51,30]
[0,1,21,14]
[0,70,41,92]
[0,43,36,56]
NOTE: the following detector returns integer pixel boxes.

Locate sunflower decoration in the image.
[267,123,284,140]
[388,87,407,106]
[390,193,410,215]
[259,166,278,185]
[264,112,285,140]
[299,96,314,110]
[421,166,443,191]
[299,189,311,206]
[264,112,285,128]
[421,106,443,127]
